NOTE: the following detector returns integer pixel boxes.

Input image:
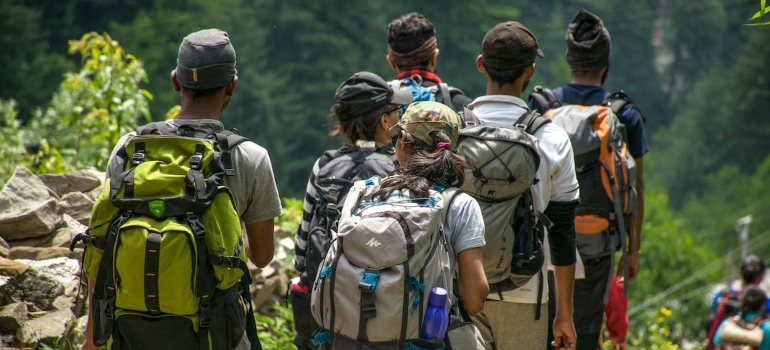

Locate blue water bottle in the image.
[420,287,449,340]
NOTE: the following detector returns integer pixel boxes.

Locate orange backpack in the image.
[531,87,638,287]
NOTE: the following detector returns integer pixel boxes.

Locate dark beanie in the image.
[175,29,237,89]
[565,9,611,72]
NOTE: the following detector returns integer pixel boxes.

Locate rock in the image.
[7,247,82,261]
[7,225,78,249]
[69,315,88,348]
[0,167,62,241]
[60,192,94,226]
[14,257,80,287]
[15,309,75,348]
[0,236,9,258]
[38,170,102,198]
[0,268,65,311]
[0,302,28,333]
[0,257,29,277]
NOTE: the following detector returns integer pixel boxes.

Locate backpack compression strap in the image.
[530,86,562,113]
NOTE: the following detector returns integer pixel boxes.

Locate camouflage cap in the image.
[391,101,462,148]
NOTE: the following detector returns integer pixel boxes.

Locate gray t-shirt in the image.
[443,192,486,272]
[107,119,282,224]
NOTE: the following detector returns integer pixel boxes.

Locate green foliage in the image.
[624,308,684,350]
[256,302,296,350]
[627,189,719,345]
[275,198,303,232]
[0,100,30,184]
[0,0,72,121]
[42,32,152,170]
[746,0,770,25]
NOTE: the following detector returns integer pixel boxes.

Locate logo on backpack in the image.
[366,238,383,247]
[71,121,254,350]
[149,199,165,218]
[456,110,551,294]
[310,177,457,349]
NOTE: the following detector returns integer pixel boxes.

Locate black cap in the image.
[565,9,612,72]
[482,21,545,70]
[334,71,413,117]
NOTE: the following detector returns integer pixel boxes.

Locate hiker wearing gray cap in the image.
[463,21,579,350]
[290,71,412,349]
[528,9,648,350]
[80,28,282,350]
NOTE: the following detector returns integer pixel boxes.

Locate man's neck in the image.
[570,73,603,86]
[486,80,522,98]
[175,99,223,120]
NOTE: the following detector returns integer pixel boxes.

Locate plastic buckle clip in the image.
[131,152,145,165]
[190,154,203,170]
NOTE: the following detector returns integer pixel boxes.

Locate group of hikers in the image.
[69,6,724,350]
[707,255,770,350]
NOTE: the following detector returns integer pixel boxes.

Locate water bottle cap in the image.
[428,286,448,306]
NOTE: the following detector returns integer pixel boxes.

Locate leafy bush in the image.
[0,32,151,184]
[257,302,297,349]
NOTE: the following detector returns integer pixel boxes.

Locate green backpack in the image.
[71,122,257,350]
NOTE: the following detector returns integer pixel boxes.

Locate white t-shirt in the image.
[468,95,580,304]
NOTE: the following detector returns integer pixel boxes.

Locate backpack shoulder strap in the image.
[460,106,481,128]
[603,90,646,123]
[438,187,461,228]
[436,83,453,107]
[529,86,562,112]
[515,109,551,135]
[212,129,249,176]
[136,121,171,135]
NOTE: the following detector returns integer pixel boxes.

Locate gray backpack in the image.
[310,177,457,349]
[456,110,551,317]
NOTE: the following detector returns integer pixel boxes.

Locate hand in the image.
[551,314,576,350]
[611,338,627,350]
[617,251,639,283]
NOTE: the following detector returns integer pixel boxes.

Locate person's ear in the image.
[475,55,486,73]
[427,48,440,70]
[386,55,399,71]
[171,70,182,92]
[525,63,536,80]
[225,76,238,96]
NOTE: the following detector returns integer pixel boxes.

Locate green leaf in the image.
[744,19,770,25]
[749,5,770,20]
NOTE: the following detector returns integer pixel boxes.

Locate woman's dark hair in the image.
[386,13,436,54]
[372,129,465,200]
[741,254,766,285]
[483,62,527,88]
[738,285,767,325]
[329,103,394,145]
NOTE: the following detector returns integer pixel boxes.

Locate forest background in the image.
[1,0,770,348]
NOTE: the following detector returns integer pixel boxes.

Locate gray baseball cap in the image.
[175,29,237,89]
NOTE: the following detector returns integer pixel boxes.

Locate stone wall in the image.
[0,167,294,349]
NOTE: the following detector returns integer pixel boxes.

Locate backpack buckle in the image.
[358,270,380,292]
[131,152,145,165]
[190,154,203,170]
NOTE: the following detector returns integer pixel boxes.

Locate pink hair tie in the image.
[436,142,451,150]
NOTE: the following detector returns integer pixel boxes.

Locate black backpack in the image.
[302,145,397,285]
[291,146,397,348]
